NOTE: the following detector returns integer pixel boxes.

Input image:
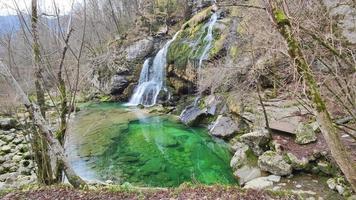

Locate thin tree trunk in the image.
[31,0,54,184]
[266,0,356,191]
[0,61,86,188]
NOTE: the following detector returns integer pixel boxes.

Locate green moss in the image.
[182,6,213,29]
[167,41,192,69]
[245,148,258,166]
[275,9,289,25]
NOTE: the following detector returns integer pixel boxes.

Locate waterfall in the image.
[127,32,180,107]
[198,12,218,68]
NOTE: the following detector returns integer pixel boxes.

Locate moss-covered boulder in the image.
[295,123,317,145]
[258,151,292,176]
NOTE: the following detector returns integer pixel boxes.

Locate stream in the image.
[65,103,237,187]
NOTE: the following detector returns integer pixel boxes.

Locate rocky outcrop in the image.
[125,37,154,61]
[258,151,292,176]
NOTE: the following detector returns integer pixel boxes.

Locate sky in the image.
[0,0,78,16]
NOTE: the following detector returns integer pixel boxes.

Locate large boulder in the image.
[240,129,270,155]
[0,118,17,130]
[258,151,292,176]
[179,105,207,126]
[125,37,154,61]
[209,115,239,138]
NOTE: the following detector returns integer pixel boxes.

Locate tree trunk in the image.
[0,61,87,188]
[266,0,356,191]
[31,0,54,184]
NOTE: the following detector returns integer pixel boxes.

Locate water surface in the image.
[66,103,237,187]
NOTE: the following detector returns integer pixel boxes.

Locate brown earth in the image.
[1,185,298,200]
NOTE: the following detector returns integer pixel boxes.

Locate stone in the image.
[0,118,17,130]
[295,123,317,145]
[230,142,250,169]
[204,95,225,115]
[209,115,239,138]
[286,153,309,170]
[180,106,207,126]
[0,166,6,175]
[317,161,336,175]
[12,155,22,162]
[258,151,292,176]
[110,75,129,95]
[234,166,261,185]
[266,175,281,183]
[230,142,261,184]
[327,178,337,190]
[244,177,273,190]
[12,138,24,145]
[125,37,154,61]
[269,121,297,134]
[336,185,344,195]
[1,134,15,143]
[240,129,270,155]
[1,145,11,153]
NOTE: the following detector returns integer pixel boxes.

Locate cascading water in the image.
[127,32,180,106]
[198,12,218,68]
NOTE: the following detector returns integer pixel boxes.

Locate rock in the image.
[1,145,12,153]
[125,37,154,61]
[19,167,31,176]
[336,185,344,195]
[295,123,317,144]
[0,166,6,175]
[0,157,5,164]
[204,95,225,115]
[1,134,15,143]
[326,178,335,189]
[230,142,250,169]
[209,115,239,138]
[180,106,207,126]
[12,155,22,163]
[266,175,281,183]
[258,151,292,176]
[234,166,262,185]
[0,118,17,130]
[296,184,302,188]
[244,177,274,190]
[110,75,129,95]
[230,142,261,184]
[317,161,336,175]
[240,129,270,155]
[286,153,309,170]
[269,121,297,135]
[12,138,23,145]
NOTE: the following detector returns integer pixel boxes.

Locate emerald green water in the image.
[67,103,237,187]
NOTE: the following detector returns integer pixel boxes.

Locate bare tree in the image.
[265,0,356,191]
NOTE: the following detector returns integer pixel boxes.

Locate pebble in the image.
[296,184,302,188]
[335,185,344,194]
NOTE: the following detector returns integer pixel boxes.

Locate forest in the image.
[0,0,355,199]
